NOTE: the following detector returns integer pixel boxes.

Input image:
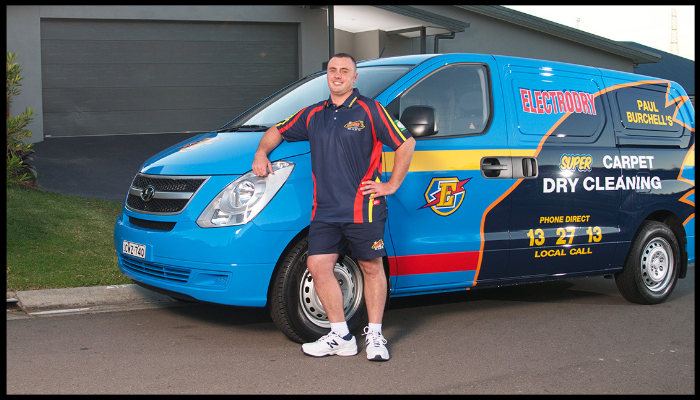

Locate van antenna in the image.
[379,41,388,58]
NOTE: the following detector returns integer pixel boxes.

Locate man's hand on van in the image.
[252,153,274,177]
[252,126,285,176]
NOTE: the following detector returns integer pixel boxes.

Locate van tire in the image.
[268,237,368,343]
[615,221,680,304]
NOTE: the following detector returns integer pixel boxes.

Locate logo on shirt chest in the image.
[344,120,365,131]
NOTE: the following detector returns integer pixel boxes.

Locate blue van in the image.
[114,54,695,343]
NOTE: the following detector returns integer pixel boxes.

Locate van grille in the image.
[132,175,205,192]
[119,254,191,284]
[126,197,189,214]
[126,173,208,215]
[128,216,176,231]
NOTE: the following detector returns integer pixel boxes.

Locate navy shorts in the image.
[308,221,387,260]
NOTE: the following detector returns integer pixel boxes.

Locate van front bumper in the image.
[116,253,275,307]
[114,211,295,308]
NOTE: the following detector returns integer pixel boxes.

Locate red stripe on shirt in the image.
[375,102,402,147]
[311,172,317,221]
[306,105,324,129]
[366,139,384,219]
[355,100,381,223]
[277,107,306,134]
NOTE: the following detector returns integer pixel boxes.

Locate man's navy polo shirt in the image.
[276,88,409,223]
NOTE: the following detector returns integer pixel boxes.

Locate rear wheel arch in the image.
[640,210,688,279]
[615,220,681,304]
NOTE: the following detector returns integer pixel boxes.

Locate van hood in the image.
[139,131,310,176]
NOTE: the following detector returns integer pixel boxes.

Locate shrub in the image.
[6,51,36,187]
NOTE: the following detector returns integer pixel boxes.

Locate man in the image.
[252,53,415,361]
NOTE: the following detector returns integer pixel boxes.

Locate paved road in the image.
[7,268,694,394]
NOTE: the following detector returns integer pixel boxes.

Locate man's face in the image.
[326,56,357,99]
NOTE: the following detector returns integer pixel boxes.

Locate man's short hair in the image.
[330,53,357,69]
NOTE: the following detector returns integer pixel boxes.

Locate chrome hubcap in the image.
[299,258,364,328]
[640,238,673,292]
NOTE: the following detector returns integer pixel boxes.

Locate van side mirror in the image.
[400,106,438,138]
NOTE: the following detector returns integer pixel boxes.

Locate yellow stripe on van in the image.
[383,149,536,172]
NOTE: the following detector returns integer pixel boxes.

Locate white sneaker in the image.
[363,327,390,361]
[301,331,358,357]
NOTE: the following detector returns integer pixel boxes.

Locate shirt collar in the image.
[326,88,360,109]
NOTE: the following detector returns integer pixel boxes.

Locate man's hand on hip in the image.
[360,180,398,199]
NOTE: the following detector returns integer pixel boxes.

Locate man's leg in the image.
[357,257,387,324]
[302,253,357,357]
[358,256,390,361]
[306,253,346,323]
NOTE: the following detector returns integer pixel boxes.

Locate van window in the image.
[229,66,410,128]
[389,64,491,138]
[511,79,604,139]
[546,95,606,141]
[615,86,683,137]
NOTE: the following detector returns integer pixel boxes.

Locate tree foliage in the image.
[7,51,36,187]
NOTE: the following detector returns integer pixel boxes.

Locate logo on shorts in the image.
[371,239,385,251]
[344,120,365,131]
[419,177,472,216]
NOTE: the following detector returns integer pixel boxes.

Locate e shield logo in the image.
[419,177,472,216]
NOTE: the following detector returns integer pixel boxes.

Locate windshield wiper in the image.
[218,124,270,132]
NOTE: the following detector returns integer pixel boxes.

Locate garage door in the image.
[40,18,299,137]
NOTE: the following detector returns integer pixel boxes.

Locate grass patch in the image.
[6,186,133,291]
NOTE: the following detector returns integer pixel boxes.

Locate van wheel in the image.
[614,221,680,304]
[268,237,367,343]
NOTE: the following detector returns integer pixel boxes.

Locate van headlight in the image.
[197,160,294,227]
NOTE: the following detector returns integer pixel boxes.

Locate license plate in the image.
[122,240,146,259]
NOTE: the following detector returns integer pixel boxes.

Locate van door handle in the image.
[481,157,512,179]
[512,157,538,179]
[481,164,507,171]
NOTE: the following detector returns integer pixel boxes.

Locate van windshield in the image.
[224,66,411,130]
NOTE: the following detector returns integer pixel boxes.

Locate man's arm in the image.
[252,125,285,177]
[360,136,415,198]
